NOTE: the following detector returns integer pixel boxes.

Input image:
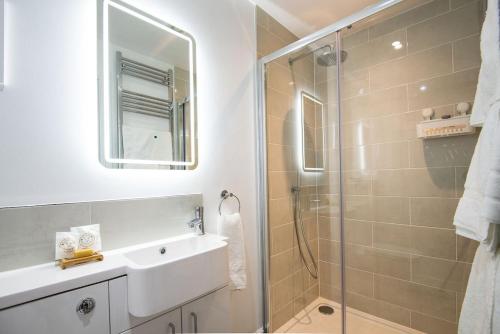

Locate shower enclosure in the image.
[257,0,483,333]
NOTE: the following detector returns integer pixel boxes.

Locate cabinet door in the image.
[181,286,230,333]
[0,282,109,334]
[109,276,159,333]
[120,308,181,334]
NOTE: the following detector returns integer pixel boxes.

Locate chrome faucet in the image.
[187,206,205,235]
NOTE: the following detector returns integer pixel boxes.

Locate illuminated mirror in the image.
[301,91,325,171]
[98,0,197,169]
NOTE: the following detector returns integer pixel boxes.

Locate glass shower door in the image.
[340,1,481,333]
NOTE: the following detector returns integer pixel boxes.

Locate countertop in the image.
[0,233,220,310]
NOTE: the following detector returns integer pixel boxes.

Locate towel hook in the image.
[218,190,241,216]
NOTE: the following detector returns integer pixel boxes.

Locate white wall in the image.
[0,0,260,331]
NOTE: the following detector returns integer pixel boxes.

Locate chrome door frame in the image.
[255,0,405,333]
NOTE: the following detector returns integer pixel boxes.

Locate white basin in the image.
[124,233,229,317]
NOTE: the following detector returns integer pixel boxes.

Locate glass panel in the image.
[261,23,342,332]
[340,1,482,333]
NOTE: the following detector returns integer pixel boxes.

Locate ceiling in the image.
[253,0,381,37]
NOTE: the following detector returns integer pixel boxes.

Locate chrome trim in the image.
[256,57,269,332]
[335,32,347,334]
[259,0,404,65]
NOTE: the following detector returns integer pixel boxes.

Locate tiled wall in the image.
[0,194,201,272]
[315,1,482,333]
[257,7,322,331]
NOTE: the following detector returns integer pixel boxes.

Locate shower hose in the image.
[292,186,318,279]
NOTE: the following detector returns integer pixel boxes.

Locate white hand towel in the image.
[217,213,247,290]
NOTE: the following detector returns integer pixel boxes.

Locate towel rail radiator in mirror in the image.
[116,51,174,159]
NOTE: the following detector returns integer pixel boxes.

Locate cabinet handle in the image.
[190,312,198,333]
[168,322,176,334]
[76,297,96,315]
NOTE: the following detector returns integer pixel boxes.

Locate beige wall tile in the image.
[373,196,410,225]
[370,44,453,90]
[267,15,297,45]
[411,255,470,292]
[267,115,295,146]
[409,135,477,168]
[257,25,287,56]
[404,168,456,197]
[255,6,269,30]
[271,301,293,331]
[268,171,297,199]
[368,0,449,39]
[320,283,342,303]
[268,144,295,172]
[267,87,292,120]
[271,275,294,313]
[343,29,369,49]
[342,86,407,122]
[269,197,293,228]
[455,166,468,197]
[344,30,407,72]
[343,146,373,171]
[411,312,458,334]
[408,68,479,110]
[371,113,416,144]
[454,34,481,71]
[342,120,374,148]
[372,141,409,169]
[344,195,374,221]
[346,244,411,280]
[270,249,294,284]
[373,169,406,196]
[343,171,372,195]
[346,292,411,327]
[319,239,341,264]
[319,260,341,287]
[373,222,411,252]
[410,197,459,228]
[407,2,481,53]
[346,268,374,297]
[410,226,456,260]
[318,216,339,241]
[271,223,294,255]
[345,219,372,246]
[374,274,457,321]
[267,62,294,95]
[457,235,478,263]
[451,0,478,9]
[341,69,369,99]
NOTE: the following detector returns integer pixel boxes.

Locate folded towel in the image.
[217,213,247,290]
[458,244,500,334]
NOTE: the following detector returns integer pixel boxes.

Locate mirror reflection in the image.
[301,92,325,171]
[99,0,196,169]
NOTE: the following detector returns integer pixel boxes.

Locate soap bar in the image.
[73,249,94,258]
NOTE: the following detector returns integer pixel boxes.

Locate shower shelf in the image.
[416,115,476,139]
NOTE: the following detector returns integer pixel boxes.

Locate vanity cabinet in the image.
[0,282,109,334]
[0,277,229,334]
[120,308,181,334]
[181,285,230,333]
[109,276,230,334]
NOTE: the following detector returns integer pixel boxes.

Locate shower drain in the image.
[318,305,335,315]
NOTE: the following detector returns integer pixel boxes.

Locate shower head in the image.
[288,44,348,67]
[316,49,348,67]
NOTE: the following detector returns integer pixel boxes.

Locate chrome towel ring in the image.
[218,190,241,215]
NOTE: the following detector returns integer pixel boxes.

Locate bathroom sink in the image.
[124,233,229,317]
